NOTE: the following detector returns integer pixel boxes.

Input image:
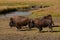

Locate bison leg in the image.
[28,23,32,31]
[48,24,53,32]
[17,26,22,31]
[49,27,53,32]
[16,26,21,29]
[28,22,35,31]
[16,24,22,31]
[28,24,34,31]
[38,26,43,32]
[28,26,31,31]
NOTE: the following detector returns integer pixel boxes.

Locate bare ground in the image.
[0,17,60,40]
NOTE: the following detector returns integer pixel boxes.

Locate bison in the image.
[28,14,54,32]
[9,16,30,30]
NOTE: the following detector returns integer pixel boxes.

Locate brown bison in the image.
[28,15,54,32]
[9,16,30,30]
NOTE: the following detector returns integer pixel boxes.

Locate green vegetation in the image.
[29,12,60,18]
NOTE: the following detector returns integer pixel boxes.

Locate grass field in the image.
[0,0,60,40]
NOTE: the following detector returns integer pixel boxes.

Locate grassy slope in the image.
[27,0,60,18]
